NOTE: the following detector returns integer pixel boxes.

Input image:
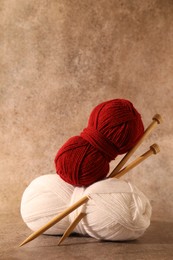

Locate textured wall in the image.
[0,0,173,221]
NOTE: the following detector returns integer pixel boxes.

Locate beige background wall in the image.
[0,0,173,221]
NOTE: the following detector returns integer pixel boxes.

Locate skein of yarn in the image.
[55,99,144,186]
[21,174,152,241]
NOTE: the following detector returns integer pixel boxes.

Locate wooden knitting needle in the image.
[114,143,160,179]
[19,196,89,247]
[109,114,162,178]
[57,212,86,245]
[19,114,162,247]
[57,143,160,245]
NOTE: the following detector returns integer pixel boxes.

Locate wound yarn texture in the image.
[21,174,152,241]
[55,99,144,186]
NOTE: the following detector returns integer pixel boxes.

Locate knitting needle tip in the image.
[19,240,27,247]
[57,239,62,246]
[19,235,34,247]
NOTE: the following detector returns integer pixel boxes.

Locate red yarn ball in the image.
[55,99,144,187]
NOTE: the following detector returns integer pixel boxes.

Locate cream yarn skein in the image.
[20,174,151,241]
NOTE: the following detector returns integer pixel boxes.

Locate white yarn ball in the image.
[20,174,73,235]
[21,174,152,241]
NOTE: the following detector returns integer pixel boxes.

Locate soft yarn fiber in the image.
[21,174,151,241]
[55,99,144,186]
